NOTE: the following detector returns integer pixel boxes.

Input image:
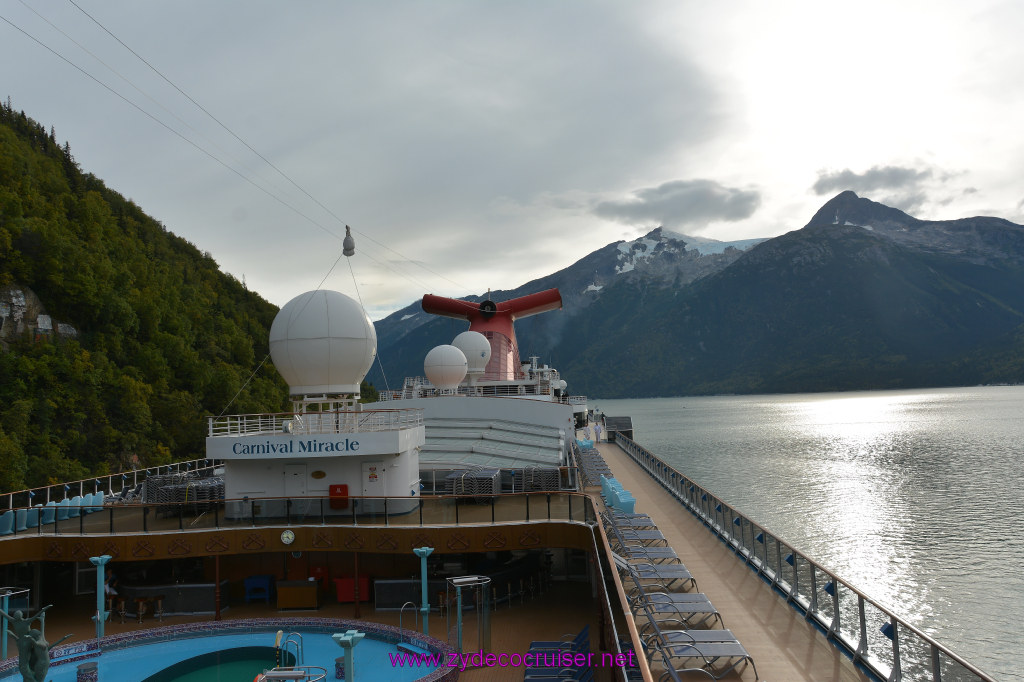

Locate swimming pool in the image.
[0,618,456,682]
[141,646,293,682]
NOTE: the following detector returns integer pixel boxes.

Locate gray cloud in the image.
[593,179,761,227]
[812,165,947,214]
[812,166,934,196]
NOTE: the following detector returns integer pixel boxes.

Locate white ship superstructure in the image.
[207,289,424,518]
[376,289,587,485]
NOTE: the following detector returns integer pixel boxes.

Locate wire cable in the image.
[66,0,470,294]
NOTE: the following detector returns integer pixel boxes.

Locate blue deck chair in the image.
[40,501,57,525]
[56,498,70,521]
[528,625,589,654]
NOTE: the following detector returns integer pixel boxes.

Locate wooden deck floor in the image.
[597,440,871,682]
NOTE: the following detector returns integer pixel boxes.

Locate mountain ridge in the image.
[370,192,1024,397]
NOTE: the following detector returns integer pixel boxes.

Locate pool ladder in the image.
[264,631,326,681]
[399,601,419,642]
[276,630,304,667]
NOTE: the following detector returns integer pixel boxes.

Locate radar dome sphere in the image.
[451,331,491,374]
[269,290,376,395]
[424,345,467,390]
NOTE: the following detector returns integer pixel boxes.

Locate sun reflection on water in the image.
[596,386,1024,680]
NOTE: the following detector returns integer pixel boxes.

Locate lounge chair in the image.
[523,668,595,682]
[605,524,678,561]
[616,545,679,564]
[528,625,589,654]
[523,670,595,682]
[613,555,698,594]
[646,629,758,681]
[606,512,655,528]
[631,592,722,629]
[613,529,668,547]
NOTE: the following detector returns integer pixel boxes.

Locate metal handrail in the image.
[207,407,424,437]
[399,601,419,638]
[0,491,597,539]
[3,458,218,510]
[614,434,997,682]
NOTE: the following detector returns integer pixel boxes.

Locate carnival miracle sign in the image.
[207,431,413,459]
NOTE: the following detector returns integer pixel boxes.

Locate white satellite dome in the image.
[451,331,491,375]
[269,290,376,396]
[424,345,467,390]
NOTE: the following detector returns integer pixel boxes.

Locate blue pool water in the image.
[1,620,447,682]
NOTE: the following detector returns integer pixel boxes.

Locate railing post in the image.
[808,566,819,615]
[887,617,902,682]
[856,596,868,660]
[790,552,800,604]
[774,539,783,589]
[929,643,942,682]
[828,579,841,636]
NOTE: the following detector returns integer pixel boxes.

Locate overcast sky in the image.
[3,1,1023,319]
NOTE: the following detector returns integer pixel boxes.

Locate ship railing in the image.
[613,434,997,682]
[0,491,598,538]
[206,407,424,437]
[3,458,220,511]
[378,377,570,401]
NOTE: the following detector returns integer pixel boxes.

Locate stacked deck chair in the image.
[523,625,594,681]
[576,445,612,487]
[602,513,758,680]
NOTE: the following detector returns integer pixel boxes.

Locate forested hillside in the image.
[0,102,288,491]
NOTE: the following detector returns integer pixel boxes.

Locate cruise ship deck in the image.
[595,439,870,682]
[1,444,874,682]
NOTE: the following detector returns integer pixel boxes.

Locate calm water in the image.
[595,386,1024,680]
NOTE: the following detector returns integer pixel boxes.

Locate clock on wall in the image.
[280,530,295,545]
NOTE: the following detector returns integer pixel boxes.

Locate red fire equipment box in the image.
[329,484,349,510]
